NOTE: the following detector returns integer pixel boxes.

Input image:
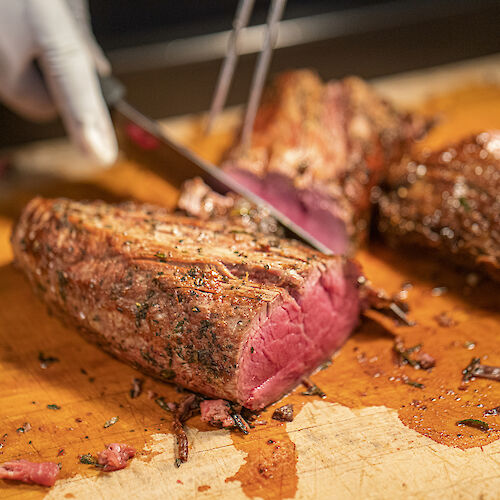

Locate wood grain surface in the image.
[0,56,499,499]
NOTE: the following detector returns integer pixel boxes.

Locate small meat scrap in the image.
[130,378,143,399]
[393,337,435,370]
[147,390,158,400]
[200,400,234,428]
[0,460,60,486]
[414,352,436,370]
[272,404,294,422]
[97,443,136,472]
[433,312,456,327]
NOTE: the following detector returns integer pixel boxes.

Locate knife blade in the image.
[111,98,333,254]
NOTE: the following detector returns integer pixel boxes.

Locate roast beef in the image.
[223,70,427,254]
[377,131,500,282]
[12,197,362,410]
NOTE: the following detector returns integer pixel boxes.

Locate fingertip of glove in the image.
[80,123,119,167]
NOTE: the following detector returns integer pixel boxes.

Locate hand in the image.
[0,0,118,166]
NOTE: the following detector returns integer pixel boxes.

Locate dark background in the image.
[1,0,499,147]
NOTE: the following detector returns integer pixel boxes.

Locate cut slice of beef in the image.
[0,460,60,486]
[377,131,500,283]
[12,197,362,410]
[222,70,428,254]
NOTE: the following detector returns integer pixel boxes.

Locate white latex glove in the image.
[0,0,118,166]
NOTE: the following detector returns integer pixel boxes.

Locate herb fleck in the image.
[135,302,149,326]
[155,252,167,262]
[301,379,326,398]
[484,406,500,417]
[79,453,98,465]
[459,197,471,211]
[155,397,172,413]
[160,369,176,380]
[404,379,424,389]
[104,416,119,428]
[56,270,68,301]
[16,423,32,434]
[456,419,489,431]
[47,404,61,410]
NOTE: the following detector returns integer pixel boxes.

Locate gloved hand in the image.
[0,0,118,165]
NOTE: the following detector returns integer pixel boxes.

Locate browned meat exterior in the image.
[12,198,362,410]
[377,131,500,282]
[223,70,427,254]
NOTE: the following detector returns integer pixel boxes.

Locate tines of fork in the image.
[205,0,287,147]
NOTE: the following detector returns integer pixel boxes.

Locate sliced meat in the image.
[0,460,60,486]
[97,443,136,471]
[223,70,427,254]
[200,399,234,428]
[378,131,500,282]
[12,197,362,410]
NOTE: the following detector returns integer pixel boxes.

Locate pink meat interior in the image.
[226,169,349,254]
[237,260,360,410]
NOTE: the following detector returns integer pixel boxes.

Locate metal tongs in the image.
[205,0,287,148]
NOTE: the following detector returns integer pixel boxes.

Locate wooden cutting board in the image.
[1,55,500,500]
